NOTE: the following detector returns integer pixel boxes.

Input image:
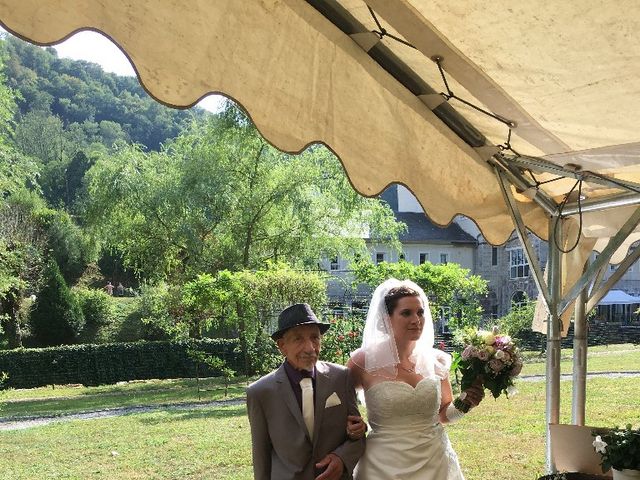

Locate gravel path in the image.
[518,371,640,382]
[0,397,245,432]
[2,370,639,432]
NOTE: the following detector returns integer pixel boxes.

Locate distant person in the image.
[246,303,365,479]
[104,281,114,296]
[116,282,125,297]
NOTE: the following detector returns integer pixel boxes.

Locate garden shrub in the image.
[0,338,241,389]
[74,287,113,327]
[321,312,365,365]
[29,260,84,346]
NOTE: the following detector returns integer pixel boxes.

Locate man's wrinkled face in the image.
[277,324,321,371]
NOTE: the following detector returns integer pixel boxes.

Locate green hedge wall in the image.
[0,339,242,389]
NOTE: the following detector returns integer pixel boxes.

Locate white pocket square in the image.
[325,392,342,408]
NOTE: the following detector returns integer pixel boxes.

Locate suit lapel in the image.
[274,364,308,438]
[313,362,331,447]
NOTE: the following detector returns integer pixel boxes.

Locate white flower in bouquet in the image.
[451,327,523,412]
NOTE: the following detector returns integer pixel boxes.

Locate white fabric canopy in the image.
[1,0,639,305]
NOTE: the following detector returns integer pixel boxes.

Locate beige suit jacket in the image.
[246,361,365,480]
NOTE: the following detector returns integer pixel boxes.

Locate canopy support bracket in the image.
[349,32,380,52]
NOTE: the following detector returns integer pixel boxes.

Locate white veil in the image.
[352,278,450,380]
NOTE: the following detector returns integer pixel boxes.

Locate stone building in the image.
[324,184,640,322]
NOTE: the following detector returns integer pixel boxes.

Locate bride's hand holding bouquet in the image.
[451,327,523,413]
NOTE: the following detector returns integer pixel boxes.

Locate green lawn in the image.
[0,345,638,479]
[519,343,640,376]
[1,377,638,479]
[0,377,253,418]
[2,345,637,419]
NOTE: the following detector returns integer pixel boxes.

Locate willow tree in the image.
[84,107,402,281]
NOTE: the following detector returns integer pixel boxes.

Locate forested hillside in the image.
[3,35,202,151]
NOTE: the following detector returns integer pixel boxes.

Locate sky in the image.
[9,29,226,113]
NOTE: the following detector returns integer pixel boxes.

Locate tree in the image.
[41,208,96,284]
[497,295,537,342]
[3,35,200,151]
[0,196,45,348]
[84,109,403,281]
[14,110,68,164]
[29,259,84,346]
[352,260,488,331]
[0,40,17,145]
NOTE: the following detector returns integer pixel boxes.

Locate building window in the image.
[511,291,527,309]
[330,256,339,271]
[491,247,498,266]
[509,248,530,278]
[419,253,429,265]
[376,252,385,264]
[440,253,449,265]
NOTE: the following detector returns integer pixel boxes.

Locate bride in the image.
[347,279,484,479]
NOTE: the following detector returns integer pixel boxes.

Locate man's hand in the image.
[315,453,344,480]
[346,415,366,440]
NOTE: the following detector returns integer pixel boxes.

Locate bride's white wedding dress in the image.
[354,377,465,480]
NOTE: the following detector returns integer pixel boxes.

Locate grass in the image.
[1,377,638,479]
[0,376,253,418]
[519,343,640,376]
[3,345,637,419]
[0,405,253,479]
[0,345,638,479]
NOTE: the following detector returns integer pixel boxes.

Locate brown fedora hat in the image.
[271,303,331,340]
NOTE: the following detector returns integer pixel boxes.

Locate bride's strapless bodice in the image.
[354,377,464,480]
[364,378,441,432]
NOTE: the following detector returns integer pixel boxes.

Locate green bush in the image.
[321,312,365,365]
[497,297,536,342]
[352,260,488,332]
[139,265,328,375]
[29,260,84,346]
[0,338,241,389]
[73,287,113,327]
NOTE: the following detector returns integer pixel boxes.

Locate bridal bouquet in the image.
[451,327,522,412]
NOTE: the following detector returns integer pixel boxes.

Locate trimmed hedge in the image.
[0,339,242,389]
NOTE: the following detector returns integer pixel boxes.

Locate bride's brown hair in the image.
[384,286,420,314]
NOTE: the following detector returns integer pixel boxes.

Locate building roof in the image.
[597,289,640,305]
[379,185,476,245]
[394,212,477,244]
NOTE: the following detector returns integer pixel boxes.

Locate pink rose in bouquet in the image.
[451,327,522,412]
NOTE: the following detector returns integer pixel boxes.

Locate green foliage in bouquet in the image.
[592,425,640,473]
[451,327,522,412]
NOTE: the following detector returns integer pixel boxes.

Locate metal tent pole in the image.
[572,261,589,426]
[546,215,563,473]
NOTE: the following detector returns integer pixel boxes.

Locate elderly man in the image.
[246,303,366,480]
